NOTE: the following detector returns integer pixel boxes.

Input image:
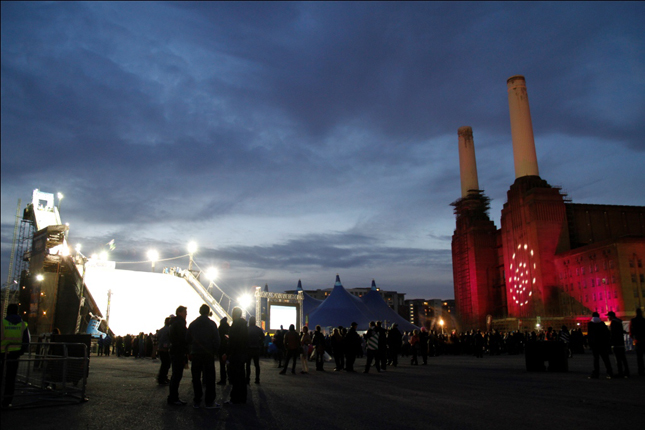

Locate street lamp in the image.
[187,242,197,271]
[147,250,159,272]
[439,318,445,334]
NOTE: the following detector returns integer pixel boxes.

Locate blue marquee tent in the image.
[308,275,374,330]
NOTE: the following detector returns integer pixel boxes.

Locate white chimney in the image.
[507,75,539,178]
[458,126,479,197]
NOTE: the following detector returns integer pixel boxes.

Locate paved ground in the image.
[2,352,643,430]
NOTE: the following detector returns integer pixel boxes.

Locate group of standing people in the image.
[587,308,644,379]
[158,304,262,408]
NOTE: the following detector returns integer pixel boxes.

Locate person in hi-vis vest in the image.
[1,303,31,407]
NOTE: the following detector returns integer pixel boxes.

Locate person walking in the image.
[187,304,220,409]
[629,307,645,376]
[279,324,300,375]
[226,307,248,404]
[246,316,264,384]
[587,311,613,379]
[167,306,189,406]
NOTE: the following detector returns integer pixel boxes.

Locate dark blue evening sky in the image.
[2,2,644,300]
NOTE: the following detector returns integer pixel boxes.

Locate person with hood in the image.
[587,311,613,379]
[607,311,629,378]
[1,303,30,407]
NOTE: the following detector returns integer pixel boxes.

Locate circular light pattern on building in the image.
[509,243,535,307]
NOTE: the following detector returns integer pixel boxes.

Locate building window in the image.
[609,261,614,269]
[614,290,618,299]
[591,279,595,287]
[592,293,596,301]
[640,274,645,283]
[632,274,637,283]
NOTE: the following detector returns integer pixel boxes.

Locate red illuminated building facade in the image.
[452,76,645,332]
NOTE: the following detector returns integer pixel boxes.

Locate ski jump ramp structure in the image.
[15,189,234,337]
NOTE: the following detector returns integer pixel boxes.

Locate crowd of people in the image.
[89,306,644,410]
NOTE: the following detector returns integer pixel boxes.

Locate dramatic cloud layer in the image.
[2,2,644,299]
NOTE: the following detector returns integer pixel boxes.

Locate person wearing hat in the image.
[587,311,613,379]
[607,311,629,378]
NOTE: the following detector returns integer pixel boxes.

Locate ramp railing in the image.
[180,270,232,322]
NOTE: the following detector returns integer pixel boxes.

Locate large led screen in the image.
[269,304,297,330]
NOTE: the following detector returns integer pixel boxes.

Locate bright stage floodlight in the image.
[36,274,44,281]
[206,267,219,281]
[238,294,252,309]
[147,250,159,262]
[100,251,108,261]
[187,241,198,255]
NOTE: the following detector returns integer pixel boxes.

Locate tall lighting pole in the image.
[187,242,197,271]
[147,250,159,272]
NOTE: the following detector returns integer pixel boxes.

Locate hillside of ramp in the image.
[81,267,209,335]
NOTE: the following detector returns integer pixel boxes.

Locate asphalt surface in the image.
[2,352,643,430]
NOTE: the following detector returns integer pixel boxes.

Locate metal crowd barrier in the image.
[1,342,88,409]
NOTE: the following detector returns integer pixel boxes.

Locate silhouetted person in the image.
[157,316,172,385]
[226,307,248,404]
[217,317,229,385]
[630,308,645,376]
[587,311,613,379]
[168,306,189,405]
[246,316,264,384]
[607,311,629,378]
[187,304,220,408]
[344,322,360,372]
[312,325,326,371]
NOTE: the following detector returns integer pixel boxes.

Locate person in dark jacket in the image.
[226,307,248,404]
[376,321,388,370]
[187,304,220,408]
[312,325,326,371]
[157,316,172,384]
[344,322,361,372]
[279,324,300,374]
[331,327,344,371]
[587,311,613,379]
[246,316,264,384]
[217,317,229,385]
[168,306,189,405]
[387,324,402,367]
[629,307,645,376]
[607,311,629,378]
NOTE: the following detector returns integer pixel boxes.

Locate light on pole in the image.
[439,318,445,334]
[187,242,197,271]
[57,192,64,211]
[147,250,159,272]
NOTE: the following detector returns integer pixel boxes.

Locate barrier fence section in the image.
[1,342,88,408]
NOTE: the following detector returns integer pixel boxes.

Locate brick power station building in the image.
[451,75,645,332]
